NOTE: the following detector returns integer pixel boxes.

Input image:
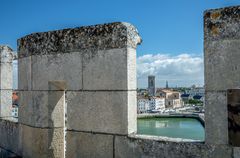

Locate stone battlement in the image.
[17,22,142,58]
[0,5,240,158]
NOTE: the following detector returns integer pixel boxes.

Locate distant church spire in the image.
[166,80,169,89]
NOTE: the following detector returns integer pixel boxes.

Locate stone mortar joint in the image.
[18,22,142,58]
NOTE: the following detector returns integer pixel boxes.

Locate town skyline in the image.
[137,75,204,89]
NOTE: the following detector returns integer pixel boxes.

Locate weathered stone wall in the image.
[0,46,13,118]
[17,22,141,158]
[204,5,240,145]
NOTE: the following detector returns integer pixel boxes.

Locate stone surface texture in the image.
[82,48,135,90]
[204,6,240,42]
[21,124,64,158]
[66,131,113,158]
[205,40,240,91]
[18,22,141,58]
[0,46,13,63]
[31,52,82,91]
[66,91,136,134]
[0,45,13,117]
[205,91,228,145]
[19,90,64,128]
[0,119,21,156]
[18,57,31,90]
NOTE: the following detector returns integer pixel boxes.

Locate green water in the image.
[137,117,205,141]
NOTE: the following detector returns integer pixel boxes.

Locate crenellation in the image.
[0,5,240,157]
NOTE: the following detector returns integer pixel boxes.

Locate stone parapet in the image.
[18,22,142,58]
[204,5,240,145]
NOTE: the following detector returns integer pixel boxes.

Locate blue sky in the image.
[1,0,240,88]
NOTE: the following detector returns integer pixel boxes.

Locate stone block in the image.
[0,63,13,89]
[205,91,228,145]
[82,48,136,90]
[114,136,141,158]
[205,40,240,91]
[31,52,82,91]
[19,91,64,128]
[21,124,64,158]
[18,91,34,126]
[67,91,136,135]
[66,131,113,158]
[0,90,12,117]
[18,57,31,90]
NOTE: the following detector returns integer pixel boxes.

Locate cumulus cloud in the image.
[137,53,204,88]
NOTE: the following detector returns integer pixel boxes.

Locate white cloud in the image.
[137,53,204,88]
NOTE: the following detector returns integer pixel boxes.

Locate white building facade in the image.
[137,98,150,113]
[137,97,165,113]
[149,97,165,110]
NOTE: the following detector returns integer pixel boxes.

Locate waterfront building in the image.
[137,96,166,113]
[149,97,165,110]
[156,89,182,108]
[137,96,150,113]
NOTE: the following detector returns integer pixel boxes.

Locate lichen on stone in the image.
[18,22,142,58]
[204,5,240,41]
